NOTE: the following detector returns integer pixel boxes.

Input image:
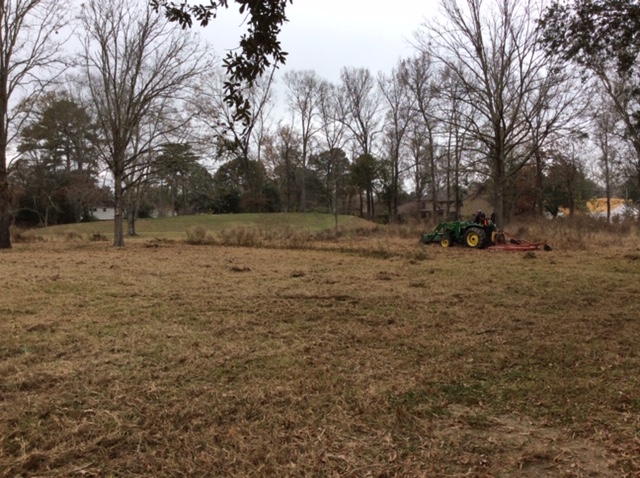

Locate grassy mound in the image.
[36,212,370,241]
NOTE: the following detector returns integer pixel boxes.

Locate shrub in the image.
[90,232,108,242]
[10,226,42,243]
[64,230,83,242]
[219,227,262,248]
[410,249,430,262]
[185,226,214,245]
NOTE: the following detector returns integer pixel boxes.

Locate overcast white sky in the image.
[201,0,439,83]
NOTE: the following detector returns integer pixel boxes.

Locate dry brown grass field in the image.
[1,216,640,477]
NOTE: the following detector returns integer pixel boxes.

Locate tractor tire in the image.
[440,235,453,248]
[463,227,487,248]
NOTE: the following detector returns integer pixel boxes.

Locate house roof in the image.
[420,193,460,202]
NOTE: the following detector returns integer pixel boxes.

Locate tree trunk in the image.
[494,189,504,230]
[632,141,640,216]
[604,152,611,224]
[127,189,139,236]
[427,128,438,224]
[445,137,452,218]
[568,176,575,217]
[454,153,461,220]
[0,129,11,249]
[170,177,177,215]
[637,167,640,209]
[127,209,136,236]
[300,165,306,213]
[333,177,339,236]
[414,172,422,221]
[0,169,10,249]
[493,170,506,230]
[492,133,507,229]
[113,173,125,247]
[392,160,399,223]
[300,141,307,213]
[535,150,544,217]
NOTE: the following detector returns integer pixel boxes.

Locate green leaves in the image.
[539,0,640,77]
[150,0,292,124]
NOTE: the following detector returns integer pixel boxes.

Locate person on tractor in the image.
[474,210,486,224]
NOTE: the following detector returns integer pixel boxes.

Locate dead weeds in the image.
[1,239,639,477]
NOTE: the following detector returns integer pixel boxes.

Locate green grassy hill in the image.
[38,212,372,241]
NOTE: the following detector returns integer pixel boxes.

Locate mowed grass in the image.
[1,219,640,477]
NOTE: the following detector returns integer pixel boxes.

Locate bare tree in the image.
[0,0,69,248]
[79,0,210,246]
[122,110,177,236]
[593,68,640,197]
[317,81,347,159]
[406,123,430,219]
[267,122,300,212]
[402,53,441,222]
[196,68,276,212]
[544,136,592,218]
[418,0,571,227]
[337,67,382,157]
[539,0,640,199]
[283,70,321,212]
[378,64,414,223]
[437,66,473,219]
[337,67,382,219]
[521,66,587,218]
[592,97,625,223]
[317,80,348,231]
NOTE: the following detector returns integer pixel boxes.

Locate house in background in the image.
[90,204,115,221]
[397,185,494,222]
[396,194,459,221]
[460,195,494,220]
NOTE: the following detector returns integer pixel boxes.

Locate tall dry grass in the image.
[352,216,639,252]
[23,214,637,253]
[185,225,215,245]
[9,226,44,243]
[335,216,631,252]
[180,216,639,254]
[506,216,639,251]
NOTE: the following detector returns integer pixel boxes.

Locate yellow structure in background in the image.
[586,198,629,214]
[558,198,635,218]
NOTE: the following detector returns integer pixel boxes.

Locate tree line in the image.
[1,0,639,248]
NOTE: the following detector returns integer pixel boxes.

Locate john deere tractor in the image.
[420,220,497,249]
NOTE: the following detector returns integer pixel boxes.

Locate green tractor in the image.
[421,220,497,249]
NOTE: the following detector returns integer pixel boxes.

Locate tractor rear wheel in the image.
[463,227,486,248]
